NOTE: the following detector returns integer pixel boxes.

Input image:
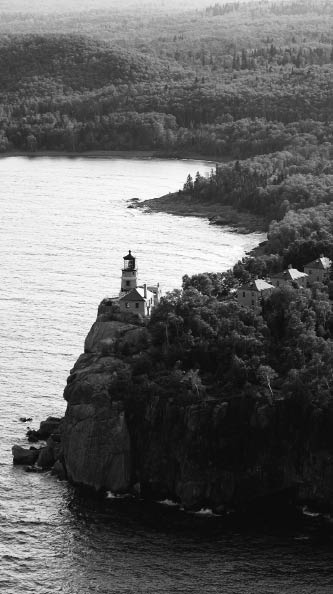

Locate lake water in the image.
[1,156,332,593]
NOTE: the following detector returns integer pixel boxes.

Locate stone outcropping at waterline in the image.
[13,300,333,511]
[12,416,65,476]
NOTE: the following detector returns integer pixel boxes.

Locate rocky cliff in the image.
[14,300,333,512]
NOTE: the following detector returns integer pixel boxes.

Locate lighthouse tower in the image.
[120,250,138,295]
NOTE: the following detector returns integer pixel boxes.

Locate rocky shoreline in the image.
[12,299,333,515]
[134,192,267,234]
[12,416,66,478]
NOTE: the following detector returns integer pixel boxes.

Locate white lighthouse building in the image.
[118,251,161,317]
[120,250,138,295]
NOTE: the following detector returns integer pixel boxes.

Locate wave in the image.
[157,499,180,507]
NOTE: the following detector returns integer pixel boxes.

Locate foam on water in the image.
[158,499,180,507]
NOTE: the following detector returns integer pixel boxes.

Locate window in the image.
[251,299,255,305]
[135,303,139,309]
[125,302,129,309]
[126,280,130,286]
[243,291,245,297]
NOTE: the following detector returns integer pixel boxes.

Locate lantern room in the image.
[123,250,136,271]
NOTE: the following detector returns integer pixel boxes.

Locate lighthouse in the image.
[120,250,138,295]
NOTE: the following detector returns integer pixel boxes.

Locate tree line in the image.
[0,1,333,156]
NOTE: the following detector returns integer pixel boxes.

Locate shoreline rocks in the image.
[13,416,66,479]
[12,445,40,466]
[27,416,62,442]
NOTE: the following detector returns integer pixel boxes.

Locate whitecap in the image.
[157,499,180,507]
[194,508,218,517]
[302,506,320,518]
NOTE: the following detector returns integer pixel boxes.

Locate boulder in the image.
[27,429,40,442]
[37,434,63,469]
[12,445,39,465]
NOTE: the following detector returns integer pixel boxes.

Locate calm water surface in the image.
[1,156,332,593]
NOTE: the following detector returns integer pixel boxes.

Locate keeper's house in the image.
[237,256,331,311]
[237,278,274,308]
[269,265,308,288]
[304,256,331,285]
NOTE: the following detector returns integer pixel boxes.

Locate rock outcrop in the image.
[62,361,131,492]
[27,416,62,442]
[57,305,333,511]
[61,309,141,492]
[14,303,333,512]
[13,416,64,474]
[12,445,40,465]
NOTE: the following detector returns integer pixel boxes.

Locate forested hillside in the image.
[0,0,332,155]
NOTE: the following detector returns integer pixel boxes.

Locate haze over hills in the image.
[0,0,236,14]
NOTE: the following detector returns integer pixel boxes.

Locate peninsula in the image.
[9,0,333,514]
[136,191,266,234]
[13,242,333,513]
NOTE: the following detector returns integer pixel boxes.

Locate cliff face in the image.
[62,318,136,492]
[59,303,333,511]
[127,392,333,510]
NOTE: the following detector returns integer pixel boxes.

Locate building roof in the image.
[123,250,135,261]
[119,287,154,302]
[305,257,331,270]
[270,268,307,281]
[119,288,145,302]
[239,279,274,292]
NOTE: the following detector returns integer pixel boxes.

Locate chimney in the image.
[144,283,147,298]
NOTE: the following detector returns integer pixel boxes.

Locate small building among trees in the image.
[237,257,331,311]
[269,265,308,288]
[304,256,331,285]
[237,278,274,308]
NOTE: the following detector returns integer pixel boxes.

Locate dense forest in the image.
[99,203,333,447]
[140,204,333,415]
[0,0,332,156]
[144,274,333,406]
